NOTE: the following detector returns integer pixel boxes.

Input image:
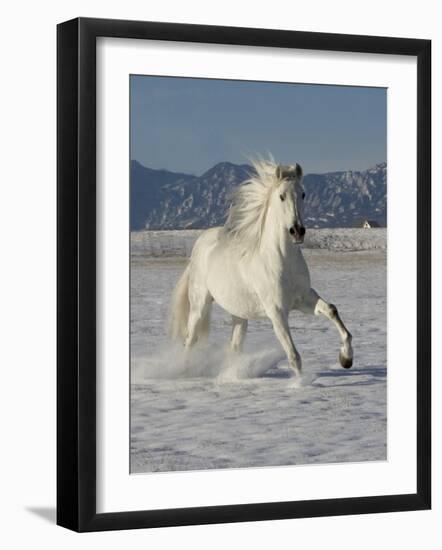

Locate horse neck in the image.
[260,215,297,262]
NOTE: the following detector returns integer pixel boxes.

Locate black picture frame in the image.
[57,17,431,532]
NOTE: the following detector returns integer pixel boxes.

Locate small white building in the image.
[361,219,380,228]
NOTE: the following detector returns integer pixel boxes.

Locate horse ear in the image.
[295,163,303,178]
[276,165,282,179]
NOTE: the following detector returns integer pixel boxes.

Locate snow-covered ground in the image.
[130,230,387,473]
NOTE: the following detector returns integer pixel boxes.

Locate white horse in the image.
[169,158,353,382]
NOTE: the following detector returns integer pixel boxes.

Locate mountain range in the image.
[131,160,386,230]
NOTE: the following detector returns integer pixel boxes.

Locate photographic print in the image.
[130,75,387,474]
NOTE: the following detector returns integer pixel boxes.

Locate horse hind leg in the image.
[230,316,248,352]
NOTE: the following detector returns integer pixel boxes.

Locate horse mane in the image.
[224,157,279,254]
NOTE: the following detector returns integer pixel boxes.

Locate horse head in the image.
[273,163,306,243]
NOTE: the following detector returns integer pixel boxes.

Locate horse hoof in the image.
[339,352,353,369]
[290,377,302,389]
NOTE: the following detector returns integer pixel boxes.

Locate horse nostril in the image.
[289,227,295,236]
[293,223,306,237]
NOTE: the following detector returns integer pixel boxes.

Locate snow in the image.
[130,230,387,473]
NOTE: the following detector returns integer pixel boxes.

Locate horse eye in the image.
[302,192,306,199]
[279,194,285,201]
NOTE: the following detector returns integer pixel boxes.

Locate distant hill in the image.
[130,160,386,230]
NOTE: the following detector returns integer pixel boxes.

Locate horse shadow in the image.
[261,364,386,386]
[261,366,293,379]
[312,364,386,387]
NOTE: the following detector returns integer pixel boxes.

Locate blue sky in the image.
[130,75,386,176]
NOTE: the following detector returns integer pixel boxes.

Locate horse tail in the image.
[169,263,191,342]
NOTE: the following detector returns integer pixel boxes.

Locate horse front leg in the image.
[265,307,302,379]
[302,289,353,369]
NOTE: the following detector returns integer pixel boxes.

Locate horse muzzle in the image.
[289,223,306,243]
